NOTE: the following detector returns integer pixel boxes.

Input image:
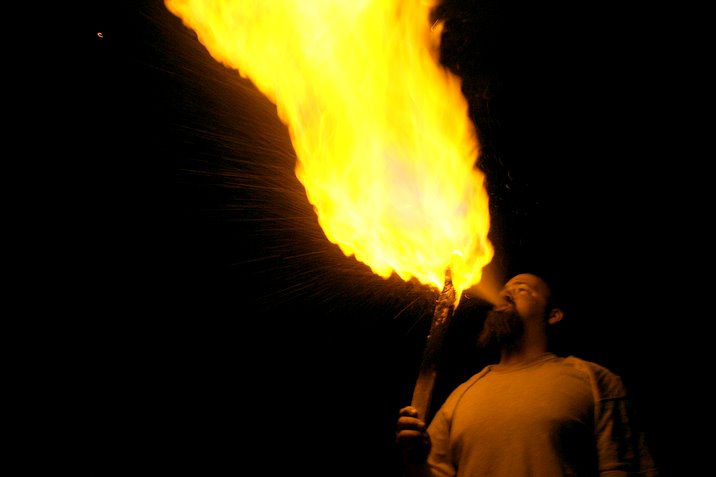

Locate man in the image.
[396,273,658,477]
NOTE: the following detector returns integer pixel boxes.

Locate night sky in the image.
[83,2,690,475]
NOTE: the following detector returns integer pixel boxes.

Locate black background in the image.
[82,1,691,475]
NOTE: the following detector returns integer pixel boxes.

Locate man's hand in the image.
[396,406,431,466]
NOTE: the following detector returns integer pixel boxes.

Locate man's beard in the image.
[477,308,525,352]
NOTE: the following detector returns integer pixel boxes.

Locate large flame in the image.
[165,0,493,303]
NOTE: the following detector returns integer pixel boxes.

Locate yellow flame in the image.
[165,0,493,304]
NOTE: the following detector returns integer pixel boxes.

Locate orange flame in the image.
[165,0,493,304]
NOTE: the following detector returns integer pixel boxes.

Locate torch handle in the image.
[410,275,456,421]
[411,366,438,423]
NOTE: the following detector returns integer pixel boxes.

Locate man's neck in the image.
[499,341,550,367]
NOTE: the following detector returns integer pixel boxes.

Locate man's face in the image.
[477,274,550,350]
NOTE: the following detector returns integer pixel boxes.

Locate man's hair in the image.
[511,267,569,317]
[542,274,566,316]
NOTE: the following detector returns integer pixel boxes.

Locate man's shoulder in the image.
[562,355,617,375]
[562,355,627,398]
[443,367,491,400]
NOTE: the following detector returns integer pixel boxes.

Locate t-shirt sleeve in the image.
[426,370,488,477]
[427,407,456,477]
[579,359,659,477]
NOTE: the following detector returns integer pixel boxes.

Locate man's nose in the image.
[498,290,514,305]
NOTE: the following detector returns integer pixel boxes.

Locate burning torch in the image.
[411,269,456,422]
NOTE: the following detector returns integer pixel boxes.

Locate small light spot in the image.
[97,32,103,39]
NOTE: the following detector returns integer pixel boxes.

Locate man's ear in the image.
[547,308,564,325]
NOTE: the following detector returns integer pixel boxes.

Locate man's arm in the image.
[396,406,436,477]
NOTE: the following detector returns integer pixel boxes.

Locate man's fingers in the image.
[399,405,419,418]
[397,415,426,431]
[396,429,427,443]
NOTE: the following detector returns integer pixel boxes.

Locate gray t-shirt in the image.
[427,353,658,477]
